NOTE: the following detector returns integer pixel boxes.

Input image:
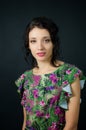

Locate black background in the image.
[0,0,86,130]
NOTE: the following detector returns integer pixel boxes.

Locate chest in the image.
[23,74,64,105]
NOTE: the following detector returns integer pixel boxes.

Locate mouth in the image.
[36,52,46,57]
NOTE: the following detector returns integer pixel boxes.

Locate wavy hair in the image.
[24,16,60,68]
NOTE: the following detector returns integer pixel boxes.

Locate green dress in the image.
[15,63,86,130]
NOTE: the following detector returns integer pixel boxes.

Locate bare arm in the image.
[22,107,26,130]
[63,77,81,130]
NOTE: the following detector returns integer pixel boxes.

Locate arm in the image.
[22,107,26,130]
[63,77,81,130]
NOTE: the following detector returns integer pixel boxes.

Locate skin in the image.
[63,77,81,130]
[28,27,64,74]
[29,27,55,73]
[22,108,26,130]
[22,27,81,130]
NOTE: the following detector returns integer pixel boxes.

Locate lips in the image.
[37,52,46,57]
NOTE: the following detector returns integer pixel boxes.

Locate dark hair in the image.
[24,16,60,68]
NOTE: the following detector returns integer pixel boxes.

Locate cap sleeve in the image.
[66,66,86,89]
[58,65,86,110]
[15,73,26,94]
[58,64,86,110]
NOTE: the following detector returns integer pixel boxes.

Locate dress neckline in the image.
[31,62,66,76]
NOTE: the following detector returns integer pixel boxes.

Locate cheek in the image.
[48,45,53,52]
[49,46,54,55]
[29,47,36,56]
[29,44,35,51]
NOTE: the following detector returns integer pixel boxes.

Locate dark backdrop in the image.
[0,0,86,130]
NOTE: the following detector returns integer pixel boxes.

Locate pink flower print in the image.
[48,127,58,130]
[74,69,81,78]
[36,110,44,117]
[45,113,50,119]
[46,86,54,91]
[57,113,65,125]
[21,99,25,106]
[20,74,26,79]
[63,80,68,85]
[48,122,57,130]
[65,92,70,97]
[21,90,30,106]
[24,80,29,86]
[18,85,22,92]
[26,98,34,107]
[66,69,71,74]
[51,122,56,128]
[29,99,34,107]
[39,100,45,106]
[23,89,29,98]
[50,95,60,104]
[32,89,39,98]
[49,74,58,84]
[31,75,41,87]
[48,127,51,130]
[21,92,27,106]
[74,73,79,78]
[59,116,65,123]
[26,120,31,126]
[54,106,62,115]
[77,69,81,74]
[26,106,32,112]
[22,91,27,100]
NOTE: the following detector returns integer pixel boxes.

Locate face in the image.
[29,27,54,62]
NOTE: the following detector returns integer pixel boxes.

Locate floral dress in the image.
[15,63,86,130]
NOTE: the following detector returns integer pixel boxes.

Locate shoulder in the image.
[63,61,82,76]
[62,62,86,87]
[56,60,78,73]
[57,60,85,82]
[57,60,81,71]
[15,69,32,86]
[15,69,32,93]
[55,60,76,69]
[19,69,32,79]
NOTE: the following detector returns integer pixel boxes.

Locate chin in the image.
[34,55,51,62]
[37,59,47,62]
[36,58,49,62]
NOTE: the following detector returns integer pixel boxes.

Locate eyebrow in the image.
[43,36,50,39]
[29,36,50,39]
[29,37,36,39]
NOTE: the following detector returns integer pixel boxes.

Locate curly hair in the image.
[24,16,60,68]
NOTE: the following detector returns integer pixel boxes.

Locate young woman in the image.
[15,17,86,130]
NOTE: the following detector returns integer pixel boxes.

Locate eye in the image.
[44,39,51,43]
[30,40,36,43]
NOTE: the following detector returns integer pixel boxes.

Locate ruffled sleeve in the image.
[66,66,86,89]
[15,72,26,94]
[58,64,86,110]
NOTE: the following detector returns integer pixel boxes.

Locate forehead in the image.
[29,27,50,38]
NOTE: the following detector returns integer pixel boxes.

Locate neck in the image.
[33,60,63,75]
[37,60,52,71]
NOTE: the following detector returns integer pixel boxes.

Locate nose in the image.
[37,42,44,50]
